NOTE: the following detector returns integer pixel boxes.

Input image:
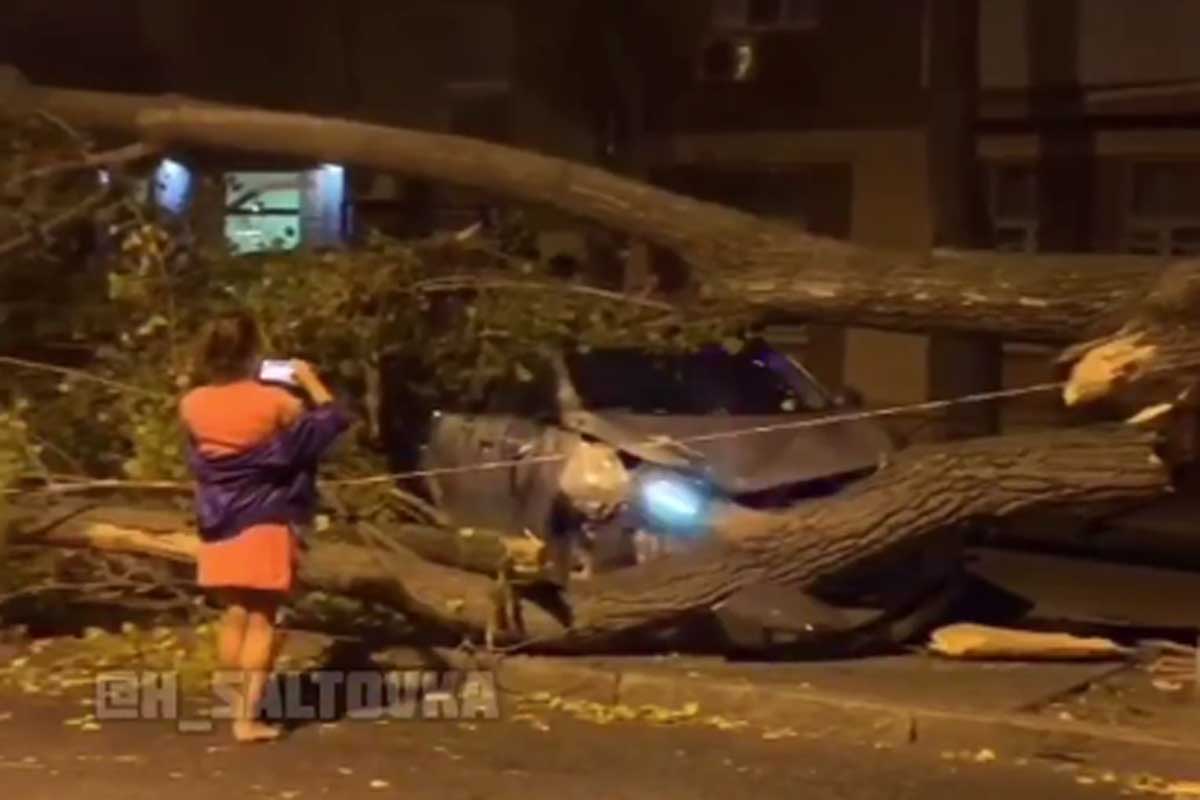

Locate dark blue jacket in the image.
[186,404,351,543]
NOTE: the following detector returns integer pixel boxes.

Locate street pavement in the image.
[0,690,1195,800]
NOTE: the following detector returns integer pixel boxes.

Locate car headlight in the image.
[634,469,714,538]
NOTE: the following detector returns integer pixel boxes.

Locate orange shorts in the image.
[196,524,298,593]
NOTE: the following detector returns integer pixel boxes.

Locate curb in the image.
[435,653,1200,765]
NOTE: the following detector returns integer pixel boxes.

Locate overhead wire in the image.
[4,353,1199,494]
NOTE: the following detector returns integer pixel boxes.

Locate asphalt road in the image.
[0,691,1181,800]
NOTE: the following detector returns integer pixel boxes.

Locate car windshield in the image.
[565,347,830,415]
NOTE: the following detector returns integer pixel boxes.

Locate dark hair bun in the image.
[193,310,261,384]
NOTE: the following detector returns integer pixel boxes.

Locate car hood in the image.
[563,410,894,495]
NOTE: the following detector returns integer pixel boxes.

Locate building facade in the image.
[631,0,1200,434]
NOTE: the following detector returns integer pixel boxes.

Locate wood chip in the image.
[928,624,1126,661]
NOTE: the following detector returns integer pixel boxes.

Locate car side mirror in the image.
[832,386,864,409]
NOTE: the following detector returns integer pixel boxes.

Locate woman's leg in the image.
[232,590,283,742]
[212,591,250,729]
[216,592,249,670]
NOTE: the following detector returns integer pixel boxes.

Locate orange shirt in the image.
[180,380,305,592]
[180,380,303,456]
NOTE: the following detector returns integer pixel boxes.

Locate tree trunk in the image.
[11,70,1200,408]
[2,68,1184,347]
[359,520,515,576]
[559,425,1167,644]
[10,425,1170,649]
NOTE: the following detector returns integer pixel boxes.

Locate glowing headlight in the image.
[636,470,712,536]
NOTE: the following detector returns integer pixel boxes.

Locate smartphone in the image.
[259,359,298,385]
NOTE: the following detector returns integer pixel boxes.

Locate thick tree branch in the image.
[3,142,160,193]
[9,425,1171,650]
[3,70,1183,345]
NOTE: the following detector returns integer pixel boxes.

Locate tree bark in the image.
[1,68,1185,347]
[1061,260,1200,408]
[9,425,1170,649]
[10,70,1200,407]
[358,520,516,577]
[559,425,1168,644]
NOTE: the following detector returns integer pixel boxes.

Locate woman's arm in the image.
[274,404,351,467]
[274,361,348,466]
[292,360,334,407]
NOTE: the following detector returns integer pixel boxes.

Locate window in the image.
[152,159,192,216]
[713,0,820,31]
[701,0,817,83]
[481,359,559,417]
[699,36,758,83]
[1123,162,1200,256]
[986,163,1039,253]
[224,172,303,255]
[565,346,829,416]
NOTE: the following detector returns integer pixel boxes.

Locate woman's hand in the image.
[291,360,334,406]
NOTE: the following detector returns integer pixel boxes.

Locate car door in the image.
[420,359,562,535]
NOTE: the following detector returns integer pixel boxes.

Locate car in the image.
[398,340,894,566]
[382,341,969,654]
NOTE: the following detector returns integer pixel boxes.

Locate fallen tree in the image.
[0,68,1196,651]
[4,66,1198,407]
[9,426,1170,650]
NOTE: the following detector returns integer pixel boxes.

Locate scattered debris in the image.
[938,749,1001,765]
[928,624,1128,661]
[704,715,750,732]
[0,625,221,701]
[1127,774,1200,797]
[519,693,704,727]
[1033,749,1093,765]
[431,745,463,761]
[761,727,798,741]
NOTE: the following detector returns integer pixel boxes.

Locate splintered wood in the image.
[928,624,1129,661]
[1064,335,1159,407]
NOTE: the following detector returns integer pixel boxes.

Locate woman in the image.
[180,311,348,742]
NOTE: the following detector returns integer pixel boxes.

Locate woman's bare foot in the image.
[232,720,283,743]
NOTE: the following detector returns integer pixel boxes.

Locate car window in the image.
[565,346,830,415]
[480,359,560,417]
